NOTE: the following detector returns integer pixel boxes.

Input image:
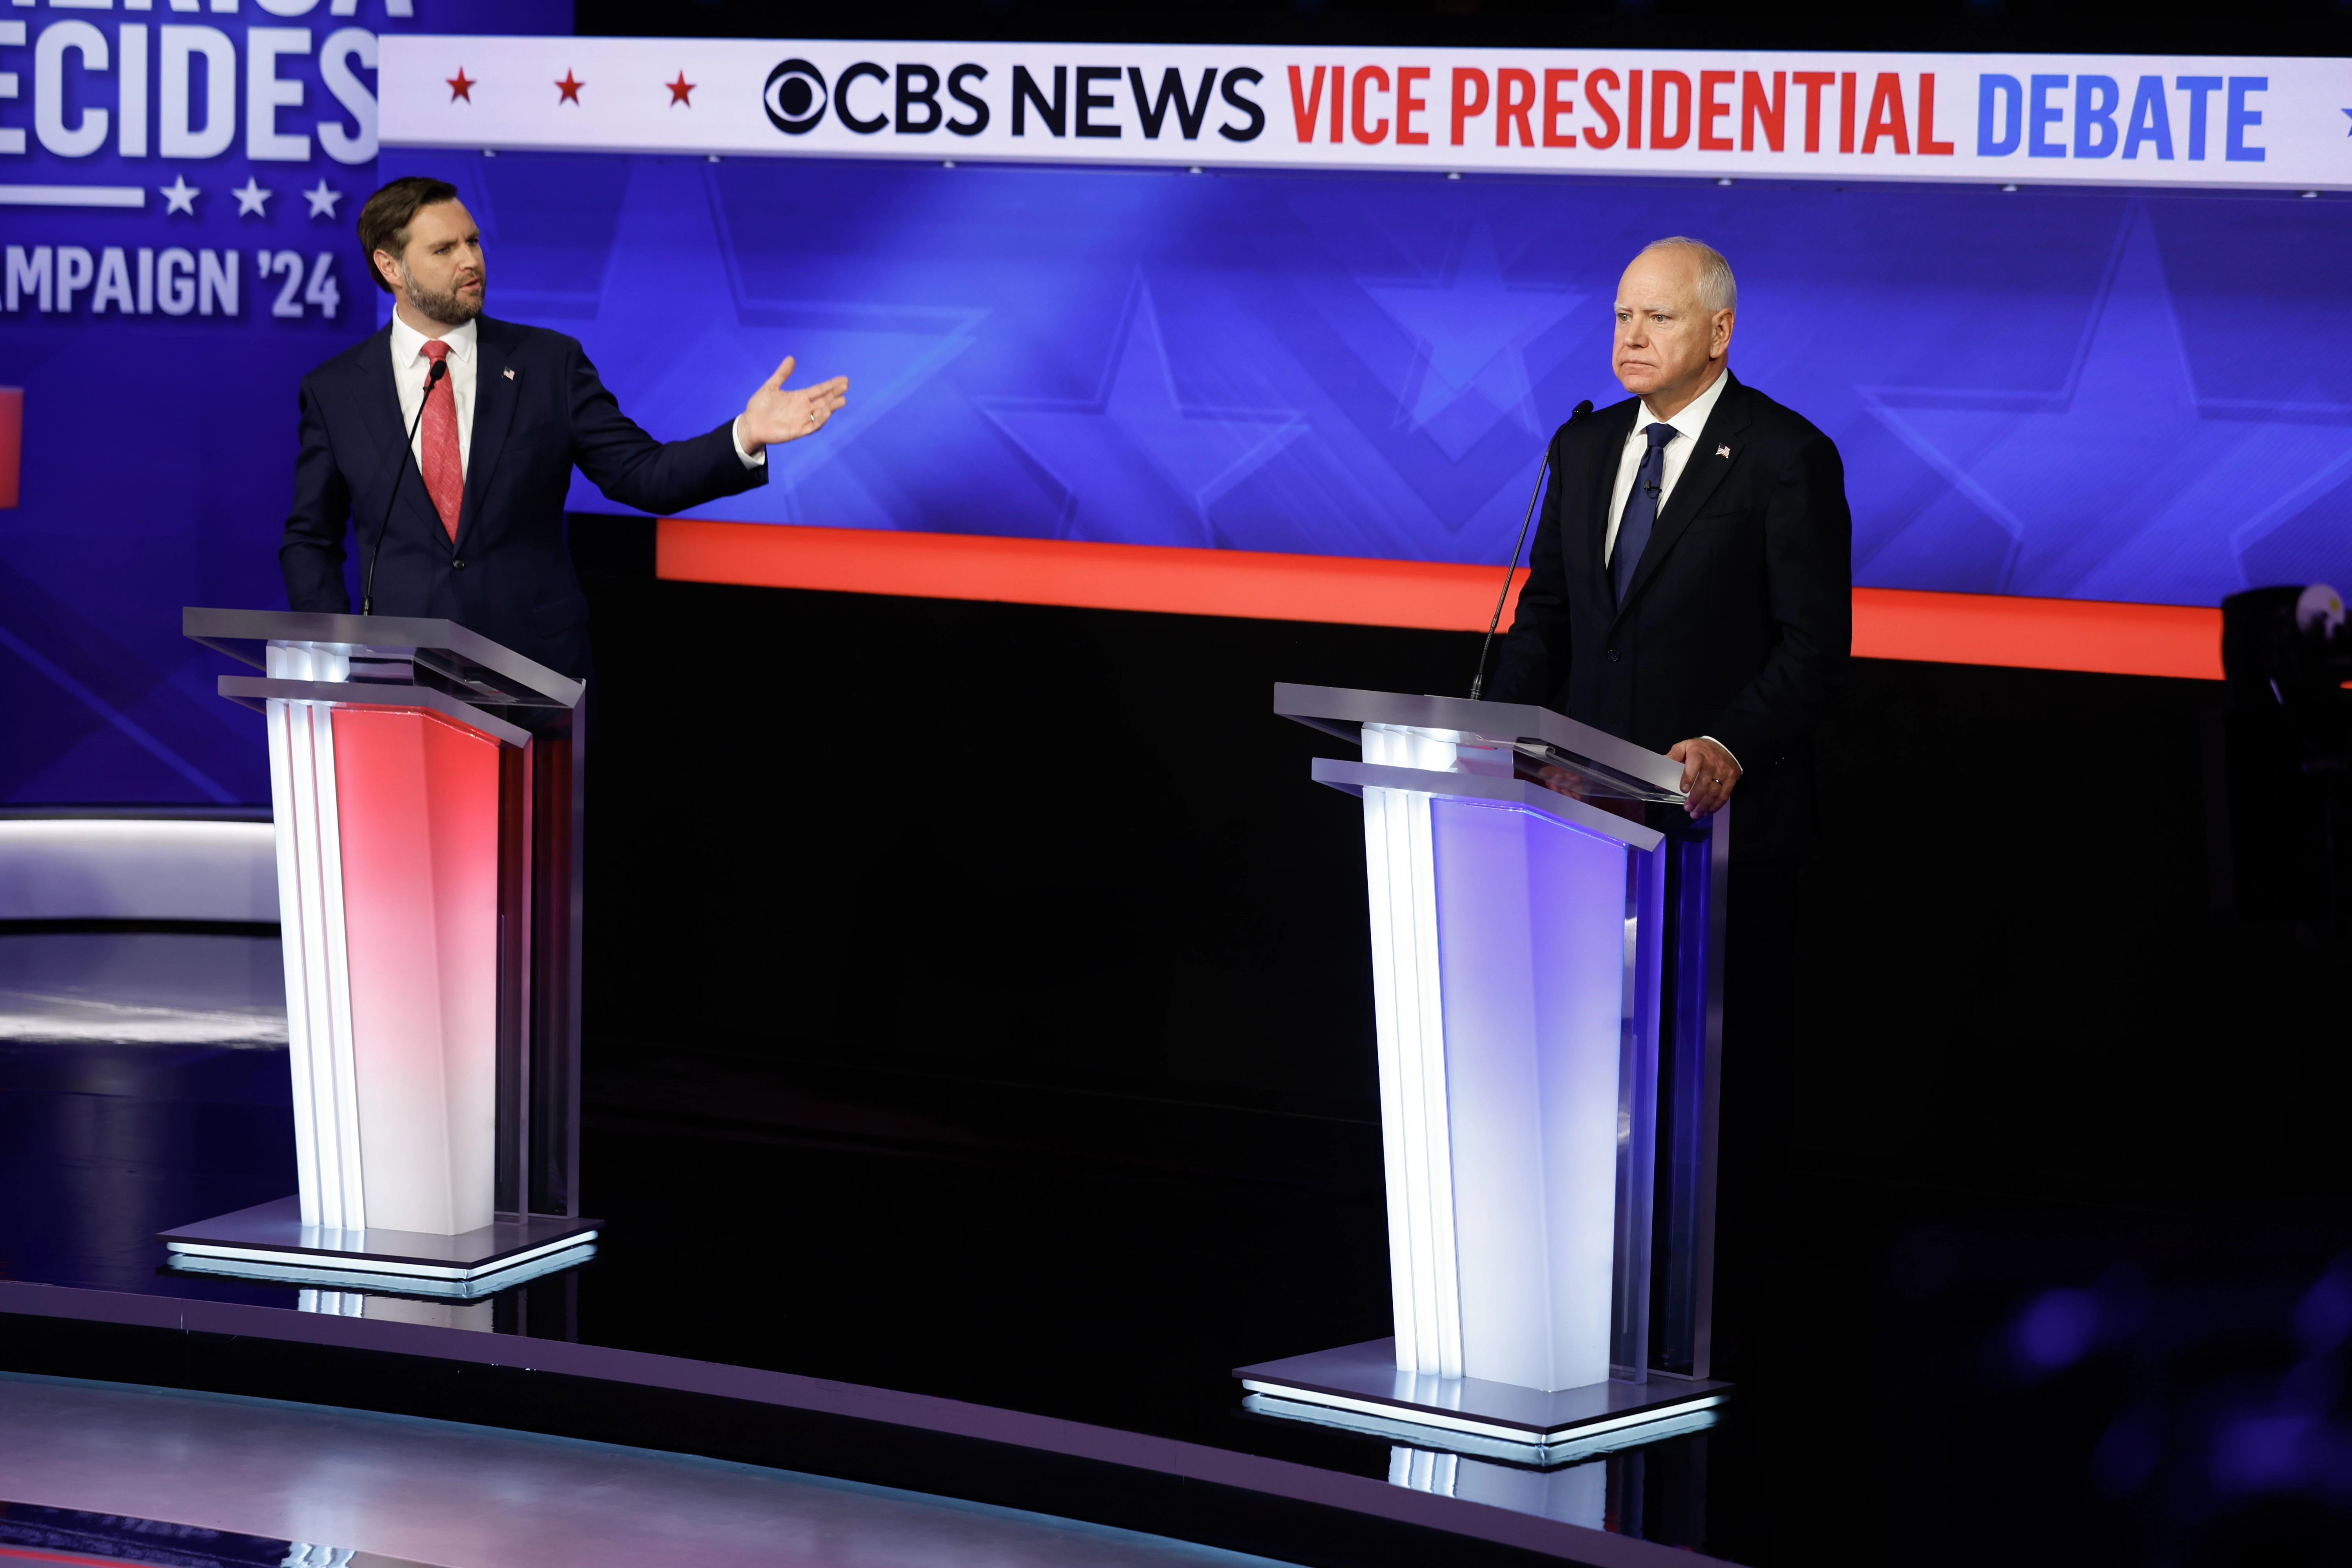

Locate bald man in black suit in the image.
[1490,237,1852,1380]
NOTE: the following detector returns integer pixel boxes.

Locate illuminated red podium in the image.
[164,610,597,1295]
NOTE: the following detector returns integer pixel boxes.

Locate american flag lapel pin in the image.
[1716,443,1731,458]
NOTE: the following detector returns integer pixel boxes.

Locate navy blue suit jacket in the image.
[1489,373,1851,860]
[280,314,764,679]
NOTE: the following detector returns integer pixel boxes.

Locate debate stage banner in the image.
[381,40,2352,192]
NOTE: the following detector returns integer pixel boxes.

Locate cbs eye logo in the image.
[764,60,828,135]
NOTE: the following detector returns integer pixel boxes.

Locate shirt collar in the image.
[389,312,477,366]
[1640,367,1730,444]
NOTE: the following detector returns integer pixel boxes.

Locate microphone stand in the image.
[1470,398,1592,700]
[360,356,446,618]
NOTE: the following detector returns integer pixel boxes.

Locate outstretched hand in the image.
[735,354,849,455]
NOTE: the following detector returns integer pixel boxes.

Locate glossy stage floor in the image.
[0,1372,1309,1568]
[6,926,2352,1567]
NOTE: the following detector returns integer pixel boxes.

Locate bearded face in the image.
[402,267,483,328]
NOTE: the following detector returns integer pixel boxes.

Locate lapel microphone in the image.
[1470,399,1594,701]
[361,356,446,618]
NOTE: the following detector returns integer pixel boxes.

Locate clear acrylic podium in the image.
[1237,686,1730,1465]
[162,610,599,1296]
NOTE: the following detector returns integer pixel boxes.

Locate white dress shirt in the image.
[389,313,476,478]
[1602,366,1730,568]
[388,311,766,477]
[1599,367,1741,774]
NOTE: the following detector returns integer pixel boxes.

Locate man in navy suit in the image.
[280,176,849,678]
[1490,237,1851,1379]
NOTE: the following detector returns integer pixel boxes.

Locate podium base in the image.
[1236,1339,1728,1468]
[160,1197,600,1298]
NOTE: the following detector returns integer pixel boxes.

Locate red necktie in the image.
[417,339,463,541]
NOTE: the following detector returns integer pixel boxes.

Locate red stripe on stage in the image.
[657,518,1528,632]
[656,520,2224,681]
[1852,586,2222,681]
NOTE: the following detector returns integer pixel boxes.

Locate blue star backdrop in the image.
[387,149,2352,605]
[11,133,2352,803]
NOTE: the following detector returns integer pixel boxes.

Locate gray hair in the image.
[1637,236,1738,313]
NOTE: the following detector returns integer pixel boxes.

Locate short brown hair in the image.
[356,176,460,295]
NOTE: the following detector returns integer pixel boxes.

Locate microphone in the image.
[1470,399,1593,701]
[360,356,446,618]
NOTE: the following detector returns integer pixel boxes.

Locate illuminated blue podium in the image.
[1239,687,1730,1465]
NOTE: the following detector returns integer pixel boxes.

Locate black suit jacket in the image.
[280,315,765,679]
[1489,372,1851,860]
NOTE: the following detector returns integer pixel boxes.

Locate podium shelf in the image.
[162,1196,600,1295]
[185,608,584,713]
[1238,1339,1728,1467]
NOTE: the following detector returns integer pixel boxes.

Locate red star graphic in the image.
[666,72,695,107]
[446,67,475,103]
[555,70,584,105]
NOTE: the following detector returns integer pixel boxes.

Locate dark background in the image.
[569,515,2352,1215]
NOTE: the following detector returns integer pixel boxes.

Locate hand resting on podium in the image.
[1666,737,1740,818]
[1522,732,1740,823]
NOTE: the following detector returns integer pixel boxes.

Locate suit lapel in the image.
[454,317,520,554]
[360,323,402,460]
[1582,401,1637,590]
[1615,374,1753,619]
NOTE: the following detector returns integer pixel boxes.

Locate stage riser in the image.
[0,1306,1703,1568]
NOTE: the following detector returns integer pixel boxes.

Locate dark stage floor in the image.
[5,928,2352,1566]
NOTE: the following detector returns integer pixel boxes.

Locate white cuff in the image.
[731,416,766,469]
[1699,735,1742,772]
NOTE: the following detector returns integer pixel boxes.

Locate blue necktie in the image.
[1612,422,1678,605]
